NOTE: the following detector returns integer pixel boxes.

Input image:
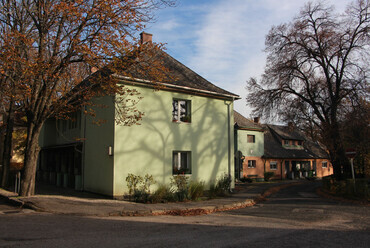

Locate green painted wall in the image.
[113,85,235,196]
[236,129,264,157]
[83,96,115,195]
[39,85,236,197]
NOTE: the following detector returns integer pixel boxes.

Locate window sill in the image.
[172,120,191,124]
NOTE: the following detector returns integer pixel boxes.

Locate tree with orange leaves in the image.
[0,0,174,196]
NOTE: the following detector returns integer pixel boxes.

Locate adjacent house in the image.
[234,111,264,180]
[234,111,333,180]
[263,124,333,179]
[38,33,240,198]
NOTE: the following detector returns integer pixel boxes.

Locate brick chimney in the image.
[253,117,260,123]
[140,32,153,44]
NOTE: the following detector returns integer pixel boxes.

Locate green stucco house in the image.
[234,111,264,180]
[38,33,240,198]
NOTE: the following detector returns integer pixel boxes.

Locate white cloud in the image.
[148,0,352,118]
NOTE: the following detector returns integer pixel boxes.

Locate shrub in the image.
[150,184,176,203]
[240,177,253,183]
[208,183,218,198]
[216,173,232,194]
[171,175,189,201]
[141,174,155,195]
[133,189,150,203]
[264,172,274,181]
[208,174,232,198]
[188,181,205,200]
[125,173,155,202]
[126,173,143,198]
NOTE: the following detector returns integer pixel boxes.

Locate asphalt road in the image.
[0,181,369,248]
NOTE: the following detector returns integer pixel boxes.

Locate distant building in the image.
[234,111,264,180]
[234,111,333,180]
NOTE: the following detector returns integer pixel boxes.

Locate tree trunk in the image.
[19,123,42,196]
[325,122,350,181]
[1,102,14,188]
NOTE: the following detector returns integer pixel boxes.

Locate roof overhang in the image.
[114,74,241,101]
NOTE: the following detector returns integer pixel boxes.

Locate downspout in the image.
[225,100,232,191]
[81,107,87,191]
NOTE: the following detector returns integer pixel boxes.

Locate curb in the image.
[1,182,301,217]
[118,182,301,217]
[0,193,23,208]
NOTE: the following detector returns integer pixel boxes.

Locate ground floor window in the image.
[248,160,256,168]
[270,161,277,170]
[173,151,191,174]
[322,161,327,168]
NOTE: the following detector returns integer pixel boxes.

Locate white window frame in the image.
[248,160,256,168]
[270,161,277,170]
[172,99,191,123]
[322,161,328,168]
[173,151,191,174]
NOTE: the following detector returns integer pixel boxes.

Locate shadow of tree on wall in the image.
[114,88,231,189]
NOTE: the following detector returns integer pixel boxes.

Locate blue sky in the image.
[145,0,349,119]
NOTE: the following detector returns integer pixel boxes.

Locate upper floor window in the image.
[173,151,191,174]
[298,140,303,146]
[247,135,255,143]
[172,99,191,123]
[284,140,289,145]
[322,161,327,168]
[248,160,256,168]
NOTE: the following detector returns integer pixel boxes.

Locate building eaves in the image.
[119,49,240,100]
[234,111,263,131]
[263,125,327,159]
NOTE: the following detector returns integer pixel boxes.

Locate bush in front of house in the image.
[188,180,205,201]
[151,184,176,203]
[126,173,232,203]
[240,177,253,183]
[208,173,232,198]
[264,172,274,181]
[126,173,156,203]
[171,174,190,201]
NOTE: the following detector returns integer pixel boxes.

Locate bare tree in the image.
[247,0,370,180]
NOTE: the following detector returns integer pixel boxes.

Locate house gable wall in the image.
[113,85,234,196]
[236,129,264,157]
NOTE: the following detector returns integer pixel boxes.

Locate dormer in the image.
[282,139,304,149]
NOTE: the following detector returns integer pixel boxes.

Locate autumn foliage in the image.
[0,0,174,196]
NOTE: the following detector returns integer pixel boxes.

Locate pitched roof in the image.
[234,111,263,131]
[118,48,240,100]
[263,125,329,159]
[268,124,305,141]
